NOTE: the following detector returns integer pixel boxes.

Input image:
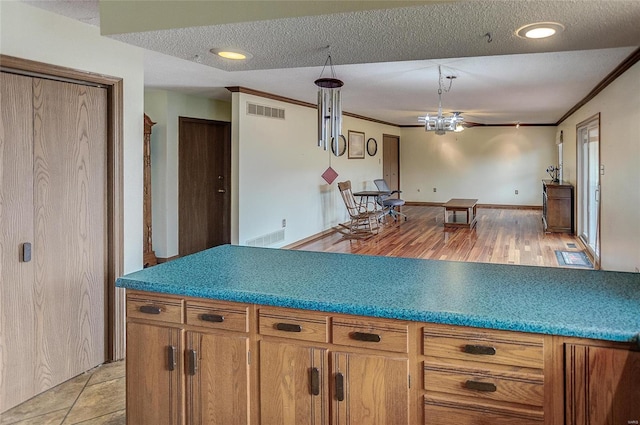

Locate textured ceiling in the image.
[111,1,640,72]
[23,1,640,125]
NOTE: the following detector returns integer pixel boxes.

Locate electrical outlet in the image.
[282,219,286,228]
[515,190,519,195]
[433,188,437,192]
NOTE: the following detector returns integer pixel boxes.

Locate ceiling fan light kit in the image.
[419,65,465,136]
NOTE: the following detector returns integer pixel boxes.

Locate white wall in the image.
[558,62,640,272]
[1,1,145,274]
[144,89,231,258]
[233,92,397,247]
[400,126,557,206]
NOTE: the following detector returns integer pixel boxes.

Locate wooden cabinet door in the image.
[259,340,328,425]
[332,351,409,425]
[186,331,250,425]
[566,344,640,425]
[126,322,183,425]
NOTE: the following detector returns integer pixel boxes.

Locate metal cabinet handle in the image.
[464,380,497,392]
[335,372,344,401]
[350,332,381,343]
[310,367,320,396]
[200,314,224,323]
[218,189,226,193]
[167,345,177,371]
[139,305,162,315]
[462,344,496,355]
[188,349,198,376]
[275,323,302,332]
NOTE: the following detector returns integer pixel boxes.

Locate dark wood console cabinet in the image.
[542,180,574,233]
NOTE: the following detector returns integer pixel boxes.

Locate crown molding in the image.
[229,45,640,131]
[556,47,640,125]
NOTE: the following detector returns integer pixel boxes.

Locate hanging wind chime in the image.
[315,49,344,184]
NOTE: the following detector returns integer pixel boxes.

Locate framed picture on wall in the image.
[348,130,365,159]
[366,138,378,156]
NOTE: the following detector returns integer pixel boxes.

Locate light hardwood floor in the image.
[291,205,582,268]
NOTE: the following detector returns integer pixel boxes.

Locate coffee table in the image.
[443,198,478,229]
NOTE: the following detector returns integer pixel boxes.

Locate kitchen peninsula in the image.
[117,245,640,425]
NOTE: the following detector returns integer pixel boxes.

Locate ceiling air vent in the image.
[247,102,285,119]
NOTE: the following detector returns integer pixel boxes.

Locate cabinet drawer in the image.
[127,293,183,324]
[333,317,408,353]
[424,399,543,425]
[186,300,249,332]
[423,325,543,369]
[546,185,572,198]
[259,308,328,343]
[423,363,544,407]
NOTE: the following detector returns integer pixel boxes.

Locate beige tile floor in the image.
[0,361,125,425]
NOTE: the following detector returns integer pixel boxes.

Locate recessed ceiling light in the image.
[210,48,253,60]
[516,22,564,39]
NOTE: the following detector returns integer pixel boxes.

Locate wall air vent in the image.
[246,229,285,247]
[247,102,285,119]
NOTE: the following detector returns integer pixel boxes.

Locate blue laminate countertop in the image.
[116,245,640,343]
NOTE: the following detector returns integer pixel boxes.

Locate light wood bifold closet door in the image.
[0,72,107,412]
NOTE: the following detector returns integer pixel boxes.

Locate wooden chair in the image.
[337,180,380,236]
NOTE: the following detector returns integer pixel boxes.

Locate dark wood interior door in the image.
[178,117,231,257]
[382,134,400,196]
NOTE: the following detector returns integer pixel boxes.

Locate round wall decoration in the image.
[331,134,347,157]
[366,138,378,156]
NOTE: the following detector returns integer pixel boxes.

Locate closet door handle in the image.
[335,373,344,401]
[167,345,177,371]
[310,367,320,396]
[22,242,32,262]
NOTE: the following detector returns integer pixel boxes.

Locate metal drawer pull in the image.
[188,349,198,376]
[200,313,224,323]
[310,367,320,396]
[462,344,496,355]
[465,380,497,392]
[350,332,381,342]
[167,345,177,371]
[335,372,344,401]
[139,305,162,315]
[275,322,302,332]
